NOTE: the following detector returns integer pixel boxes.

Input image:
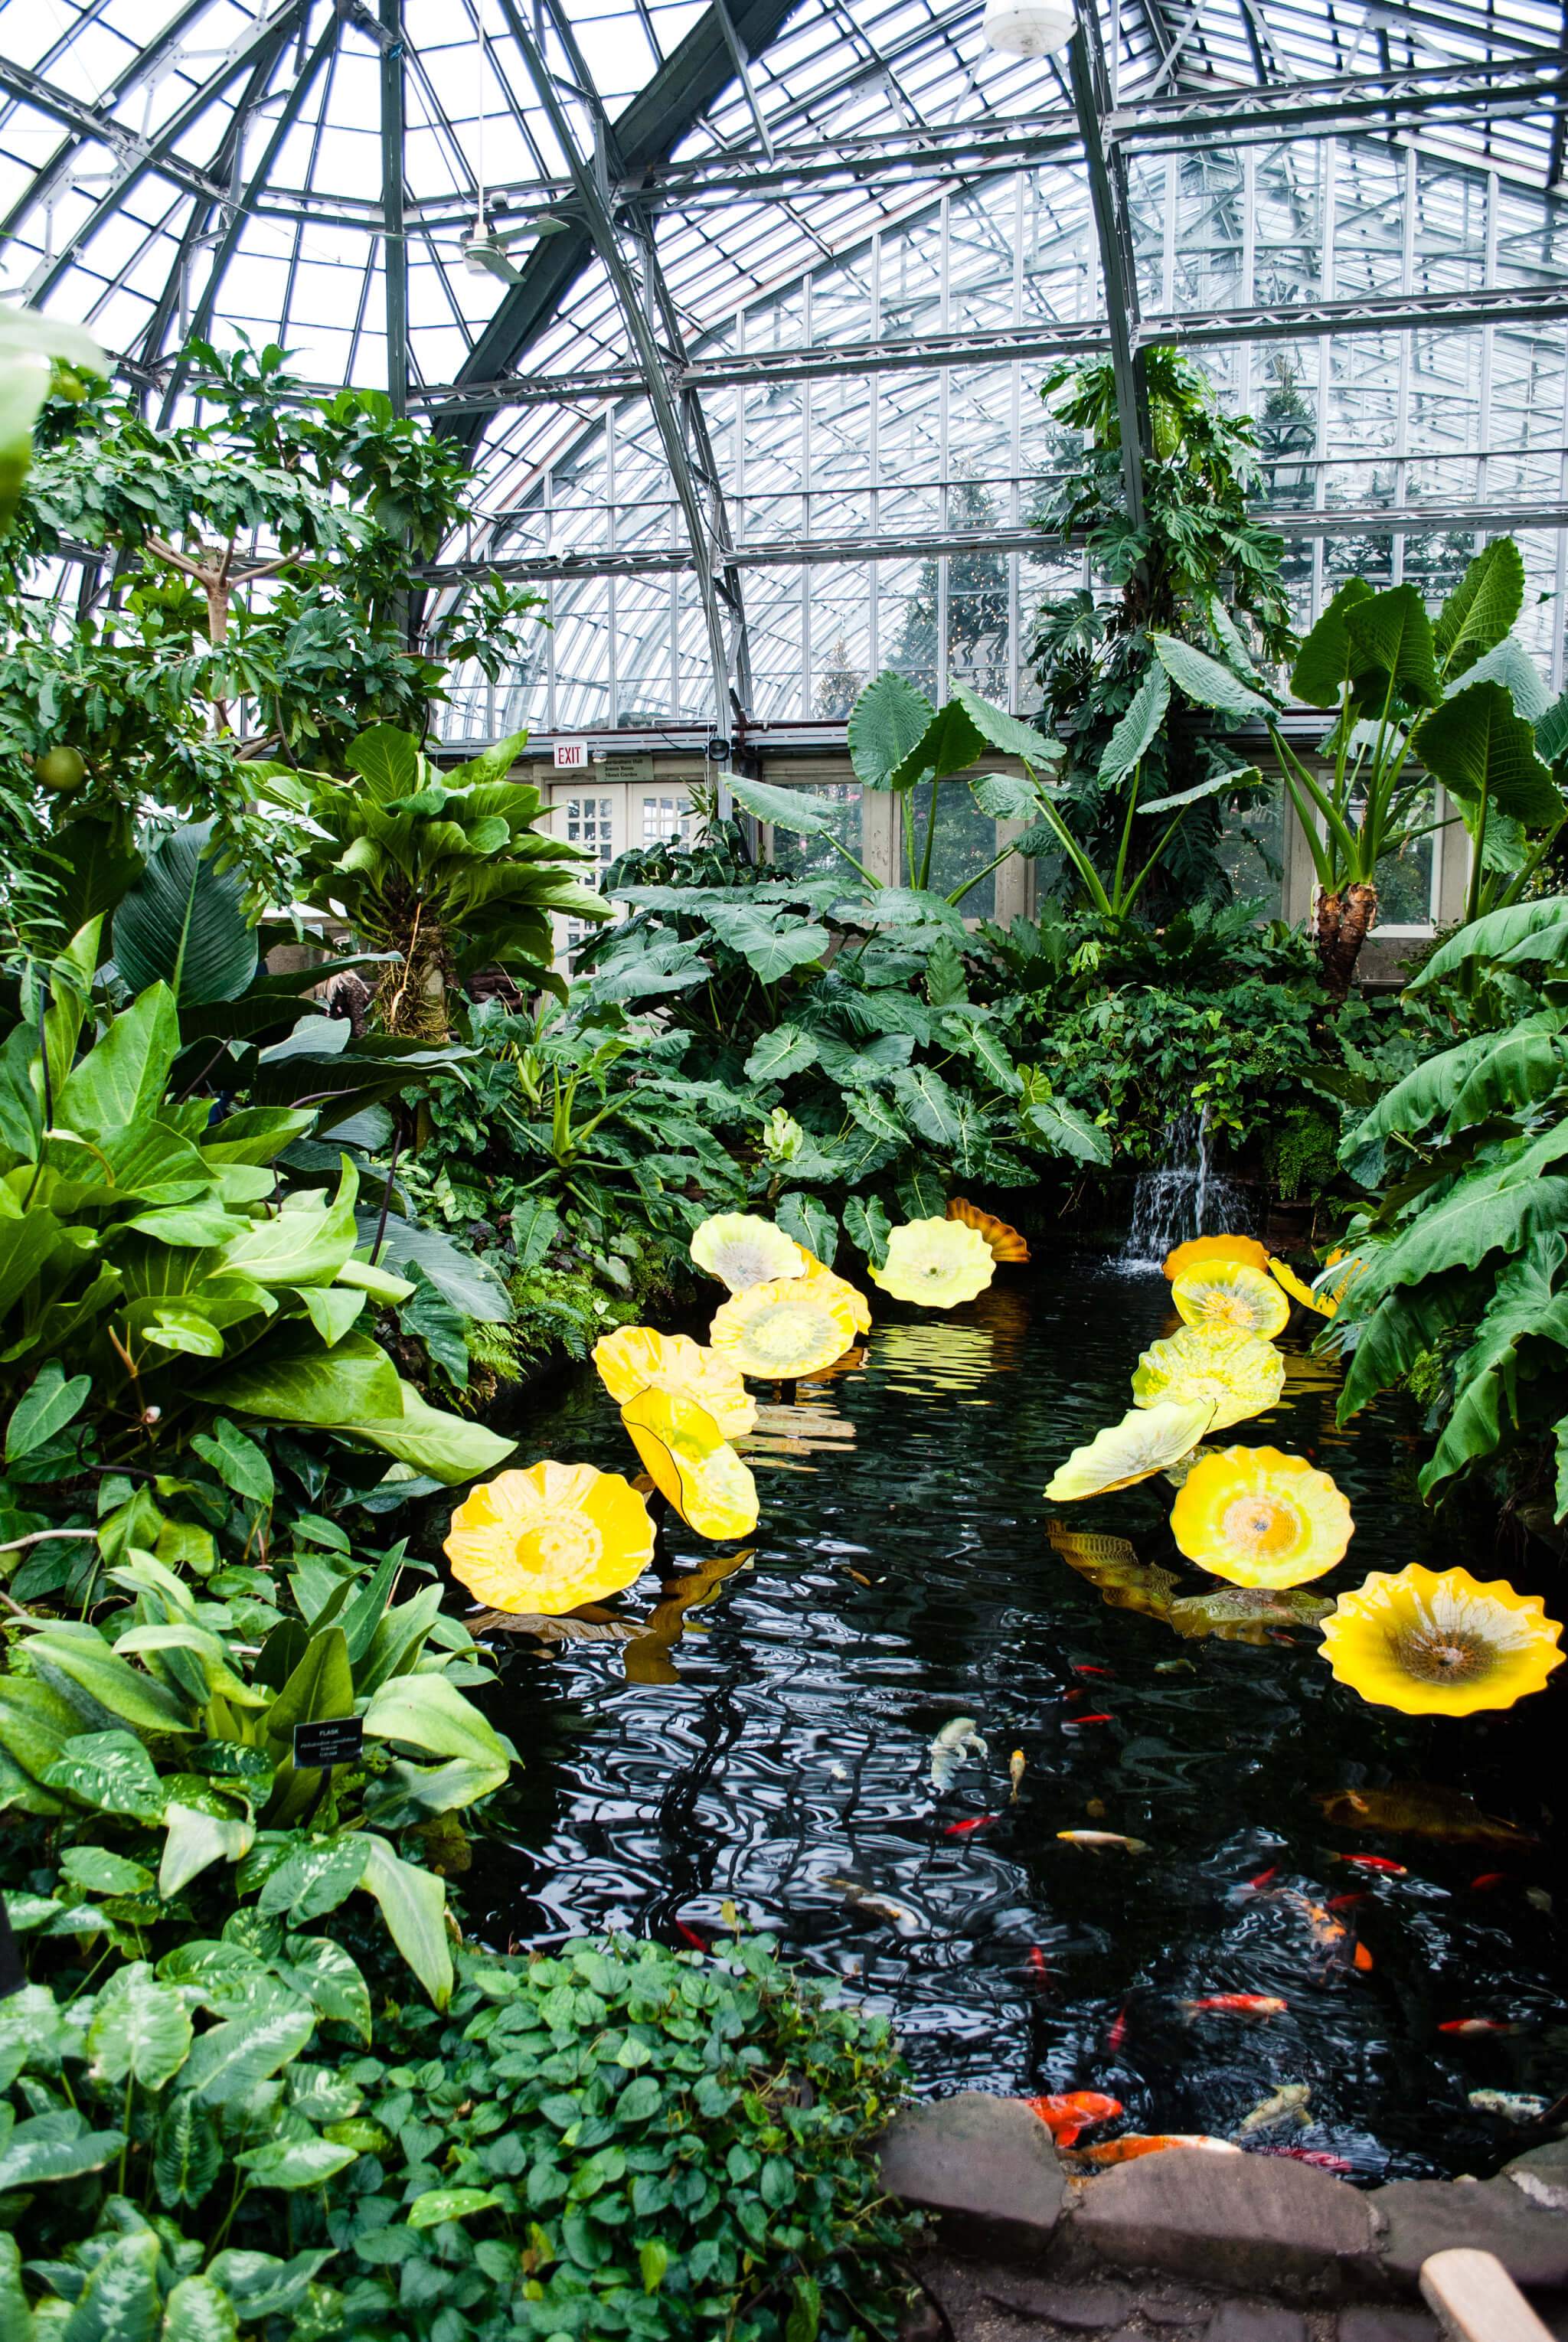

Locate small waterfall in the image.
[1119,1109,1254,1272]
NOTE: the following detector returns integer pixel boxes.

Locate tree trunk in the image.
[377,926,453,1041]
[1315,882,1378,1002]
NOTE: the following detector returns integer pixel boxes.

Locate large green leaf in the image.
[58,982,180,1135]
[200,1106,318,1166]
[48,818,144,937]
[362,1672,511,1788]
[234,2136,358,2192]
[743,1025,820,1083]
[358,1833,452,2009]
[352,1210,513,1322]
[350,1387,516,1484]
[1419,1237,1568,1494]
[969,770,1043,821]
[888,701,986,791]
[1448,635,1550,724]
[179,2004,315,2105]
[847,670,935,790]
[113,822,258,1005]
[841,1193,892,1269]
[346,723,421,805]
[87,1961,194,2089]
[208,1328,405,1426]
[1345,583,1441,708]
[1139,766,1263,816]
[1022,1097,1112,1166]
[701,904,829,982]
[1410,897,1568,991]
[950,686,1063,769]
[1098,665,1171,789]
[444,730,531,789]
[0,2113,128,2192]
[1435,537,1526,680]
[1338,1268,1494,1422]
[889,1065,964,1149]
[256,1835,368,1921]
[158,1802,256,1899]
[29,1633,194,1736]
[725,774,863,839]
[1340,1015,1560,1162]
[1446,1028,1568,1129]
[160,2275,241,2342]
[1418,681,1563,828]
[5,1360,91,1463]
[1537,688,1568,766]
[262,1625,354,1762]
[274,1935,372,2042]
[1290,578,1377,707]
[1370,1171,1568,1290]
[212,1164,360,1291]
[1150,633,1274,718]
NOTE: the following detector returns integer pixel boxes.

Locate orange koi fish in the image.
[1181,1994,1288,2020]
[944,1815,995,1837]
[1023,2091,1122,2146]
[1076,2134,1241,2165]
[1057,1831,1148,1852]
[1354,1943,1374,1971]
[1335,1855,1407,1875]
[1439,2018,1520,2036]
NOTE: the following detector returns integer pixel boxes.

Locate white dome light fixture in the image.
[982,0,1077,56]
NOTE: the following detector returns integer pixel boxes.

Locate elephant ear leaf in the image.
[848,670,935,790]
[1290,578,1376,707]
[1435,537,1525,681]
[113,821,257,1006]
[1418,681,1563,831]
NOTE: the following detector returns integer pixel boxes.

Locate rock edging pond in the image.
[879,2095,1568,2317]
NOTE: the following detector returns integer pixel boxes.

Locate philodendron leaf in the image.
[154,2094,222,2210]
[179,2004,316,2105]
[841,1194,892,1269]
[407,2187,502,2228]
[57,981,181,1136]
[87,1961,194,2090]
[234,2136,359,2190]
[1023,1097,1112,1166]
[275,1935,372,2043]
[725,773,863,838]
[1409,897,1568,991]
[358,1833,452,2009]
[774,1191,839,1269]
[1150,633,1275,718]
[5,1360,91,1464]
[1435,537,1526,679]
[1098,665,1171,789]
[744,1025,820,1083]
[41,1729,172,1820]
[256,1835,368,1922]
[160,2275,242,2342]
[0,2111,128,2190]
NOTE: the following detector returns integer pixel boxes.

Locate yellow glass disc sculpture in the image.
[870,1217,995,1309]
[1163,1234,1272,1282]
[1170,1444,1353,1589]
[445,1460,654,1612]
[1267,1258,1336,1318]
[1171,1259,1291,1341]
[709,1276,858,1377]
[795,1259,873,1334]
[690,1213,810,1293]
[1045,1400,1214,1501]
[620,1388,760,1540]
[590,1326,756,1438]
[1318,1563,1564,1716]
[1131,1324,1285,1432]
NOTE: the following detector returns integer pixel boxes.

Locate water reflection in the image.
[462,1261,1565,2180]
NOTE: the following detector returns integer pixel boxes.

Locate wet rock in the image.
[880,2092,1067,2262]
[1142,2286,1216,2326]
[1070,2147,1378,2296]
[1204,2305,1307,2342]
[1374,2177,1568,2291]
[982,2278,1132,2327]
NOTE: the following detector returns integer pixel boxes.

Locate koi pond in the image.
[462,1257,1566,2183]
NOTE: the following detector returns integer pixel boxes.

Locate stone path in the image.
[902,2255,1446,2342]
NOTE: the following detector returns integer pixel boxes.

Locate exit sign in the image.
[554,740,590,769]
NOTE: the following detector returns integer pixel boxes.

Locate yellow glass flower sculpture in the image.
[1131,1324,1285,1432]
[795,1259,872,1334]
[1318,1565,1564,1716]
[947,1197,1031,1262]
[446,1460,654,1612]
[1267,1258,1336,1318]
[709,1276,858,1378]
[871,1217,995,1309]
[1163,1233,1272,1283]
[620,1388,760,1540]
[1045,1400,1214,1501]
[590,1326,756,1437]
[1170,1445,1353,1588]
[1171,1259,1291,1341]
[691,1213,810,1293]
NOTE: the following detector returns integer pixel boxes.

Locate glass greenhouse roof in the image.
[3,0,1568,733]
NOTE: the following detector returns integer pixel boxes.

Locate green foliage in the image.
[262,725,609,1034]
[0,1542,511,1998]
[1329,897,1568,1505]
[2,1934,915,2342]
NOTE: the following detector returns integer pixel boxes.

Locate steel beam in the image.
[1108,51,1568,147]
[497,0,744,725]
[1061,24,1147,526]
[381,0,409,417]
[441,0,802,456]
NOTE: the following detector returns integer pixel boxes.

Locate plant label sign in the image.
[553,740,590,769]
[293,1716,364,1769]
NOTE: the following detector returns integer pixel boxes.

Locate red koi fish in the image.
[1335,1856,1407,1875]
[1107,2005,1128,2051]
[1470,1873,1509,1890]
[1256,2148,1354,2174]
[1243,1867,1279,1893]
[1027,1946,1053,1989]
[1023,2090,1122,2147]
[1325,1893,1366,1911]
[1071,1713,1116,1726]
[675,1922,707,1949]
[1073,1664,1113,1677]
[1439,2018,1520,2036]
[1181,1994,1288,2020]
[945,1815,995,1837]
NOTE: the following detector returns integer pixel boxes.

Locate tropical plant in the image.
[1154,537,1568,996]
[0,1932,918,2342]
[0,930,512,1514]
[1324,897,1568,1516]
[2,336,542,899]
[1029,348,1295,907]
[0,1537,513,2005]
[263,724,610,1038]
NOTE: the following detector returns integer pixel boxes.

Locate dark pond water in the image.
[462,1258,1567,2181]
